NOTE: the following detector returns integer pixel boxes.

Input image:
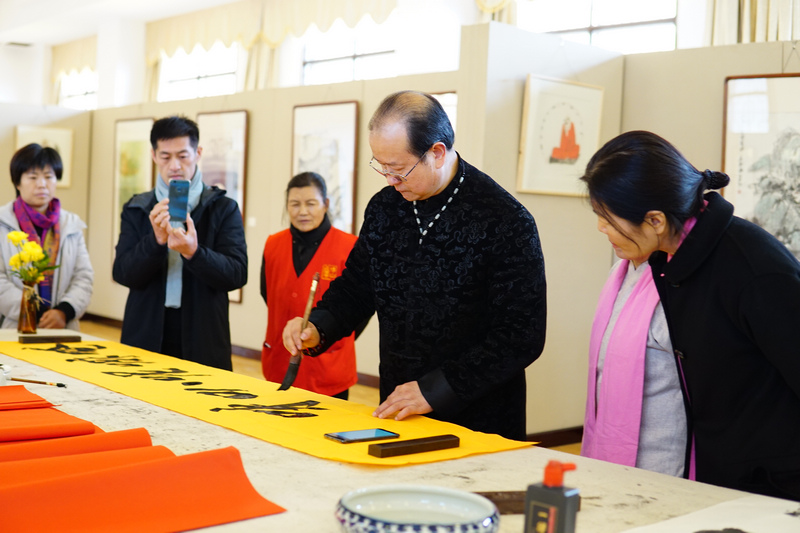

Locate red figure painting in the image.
[550,118,580,163]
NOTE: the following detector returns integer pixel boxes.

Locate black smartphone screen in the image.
[324,428,400,444]
[168,179,190,222]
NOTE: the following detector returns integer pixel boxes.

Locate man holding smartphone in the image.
[113,116,247,370]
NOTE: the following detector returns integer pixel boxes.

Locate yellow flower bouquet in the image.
[7,230,59,333]
[7,230,57,284]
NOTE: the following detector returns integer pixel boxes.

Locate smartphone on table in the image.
[324,428,400,444]
[168,179,190,227]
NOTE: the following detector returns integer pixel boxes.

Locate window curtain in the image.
[50,36,97,105]
[244,0,273,92]
[259,0,397,46]
[145,0,262,65]
[475,0,516,24]
[244,39,275,92]
[146,0,262,100]
[710,0,800,45]
[145,61,161,104]
[144,0,397,97]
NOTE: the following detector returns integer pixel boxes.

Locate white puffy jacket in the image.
[0,201,94,330]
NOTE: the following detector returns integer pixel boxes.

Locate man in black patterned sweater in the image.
[283,91,546,440]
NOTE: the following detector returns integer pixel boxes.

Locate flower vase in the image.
[18,282,37,334]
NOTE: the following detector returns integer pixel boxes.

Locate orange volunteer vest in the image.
[261,227,358,396]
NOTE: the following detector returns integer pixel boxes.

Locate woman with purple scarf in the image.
[0,143,93,330]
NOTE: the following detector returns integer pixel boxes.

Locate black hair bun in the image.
[702,169,731,190]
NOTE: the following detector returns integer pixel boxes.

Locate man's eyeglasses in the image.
[369,152,427,182]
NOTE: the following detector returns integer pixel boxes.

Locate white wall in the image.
[0,44,49,105]
[96,19,146,108]
[463,23,625,433]
[622,40,800,176]
[0,104,91,220]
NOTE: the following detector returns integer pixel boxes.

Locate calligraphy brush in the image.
[11,377,67,388]
[278,272,320,391]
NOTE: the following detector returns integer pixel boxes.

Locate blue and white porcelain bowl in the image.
[336,484,500,533]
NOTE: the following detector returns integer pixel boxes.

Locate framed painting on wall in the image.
[196,110,248,304]
[292,101,358,234]
[196,110,248,218]
[723,73,800,260]
[15,126,74,188]
[516,75,603,196]
[113,118,155,254]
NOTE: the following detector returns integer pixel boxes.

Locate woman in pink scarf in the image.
[579,130,800,501]
[580,224,687,476]
[580,133,690,477]
[0,144,93,331]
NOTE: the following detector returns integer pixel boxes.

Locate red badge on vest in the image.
[321,264,339,281]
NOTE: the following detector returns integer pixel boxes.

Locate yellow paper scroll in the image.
[0,341,531,465]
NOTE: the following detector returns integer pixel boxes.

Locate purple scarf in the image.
[13,196,60,306]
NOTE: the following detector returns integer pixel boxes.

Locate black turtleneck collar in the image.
[290,213,332,276]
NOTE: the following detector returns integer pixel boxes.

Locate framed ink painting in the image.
[723,74,800,260]
[196,110,248,218]
[292,101,358,234]
[196,110,248,303]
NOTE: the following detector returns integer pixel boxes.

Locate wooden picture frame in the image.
[196,110,248,218]
[113,118,155,255]
[196,110,248,304]
[15,126,74,188]
[292,101,358,234]
[516,75,603,196]
[723,73,800,260]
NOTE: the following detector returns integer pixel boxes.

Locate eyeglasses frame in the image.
[369,150,429,182]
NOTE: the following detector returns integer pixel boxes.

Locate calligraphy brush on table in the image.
[11,377,67,388]
[278,272,320,391]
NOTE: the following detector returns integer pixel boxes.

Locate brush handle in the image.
[11,377,67,387]
[277,273,321,391]
[300,272,321,332]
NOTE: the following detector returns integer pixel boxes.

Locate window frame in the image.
[517,0,679,54]
[300,17,396,86]
[157,41,243,102]
[58,68,98,110]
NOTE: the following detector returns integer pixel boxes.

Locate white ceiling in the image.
[0,0,242,46]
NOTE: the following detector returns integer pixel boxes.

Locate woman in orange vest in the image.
[261,172,359,399]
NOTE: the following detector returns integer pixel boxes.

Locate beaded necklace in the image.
[412,162,465,245]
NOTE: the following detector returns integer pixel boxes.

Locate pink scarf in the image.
[582,260,660,466]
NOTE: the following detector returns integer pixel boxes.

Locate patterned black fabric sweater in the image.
[310,157,546,440]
